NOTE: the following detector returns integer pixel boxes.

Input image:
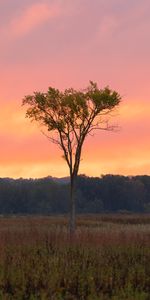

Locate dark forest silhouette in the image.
[0,174,149,215]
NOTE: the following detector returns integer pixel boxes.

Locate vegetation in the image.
[22,82,121,233]
[0,214,149,299]
[0,174,150,215]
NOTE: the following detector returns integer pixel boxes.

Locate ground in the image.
[0,214,149,300]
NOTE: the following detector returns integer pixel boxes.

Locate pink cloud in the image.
[9,2,61,37]
[98,14,118,38]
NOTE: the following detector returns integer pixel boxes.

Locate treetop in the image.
[22,81,121,134]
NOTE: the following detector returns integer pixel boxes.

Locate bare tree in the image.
[22,81,121,235]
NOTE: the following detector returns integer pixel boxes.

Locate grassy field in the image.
[0,214,149,300]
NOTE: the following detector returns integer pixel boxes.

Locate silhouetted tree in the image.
[22,81,121,235]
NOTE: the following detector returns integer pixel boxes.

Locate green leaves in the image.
[87,82,121,112]
[22,81,121,134]
[22,81,121,174]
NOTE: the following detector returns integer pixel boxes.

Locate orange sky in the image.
[0,0,150,178]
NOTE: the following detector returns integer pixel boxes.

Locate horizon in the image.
[1,0,150,178]
[1,173,150,181]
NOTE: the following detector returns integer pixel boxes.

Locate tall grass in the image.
[0,214,149,299]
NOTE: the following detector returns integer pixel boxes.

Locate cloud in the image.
[9,2,62,38]
[0,160,67,179]
[119,101,150,123]
[98,14,118,38]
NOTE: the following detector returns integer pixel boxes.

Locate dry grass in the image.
[0,214,149,299]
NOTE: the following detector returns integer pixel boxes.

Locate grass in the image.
[0,214,149,299]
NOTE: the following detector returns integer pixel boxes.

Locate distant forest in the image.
[0,175,150,214]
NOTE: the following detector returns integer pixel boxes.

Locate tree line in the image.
[0,174,149,215]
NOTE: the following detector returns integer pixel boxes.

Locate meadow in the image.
[0,214,149,300]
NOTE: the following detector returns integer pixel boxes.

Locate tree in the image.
[22,81,121,235]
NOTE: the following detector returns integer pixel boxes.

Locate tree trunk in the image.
[69,174,76,237]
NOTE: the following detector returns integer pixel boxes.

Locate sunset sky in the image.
[0,0,150,178]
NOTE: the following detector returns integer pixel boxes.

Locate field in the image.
[0,214,149,300]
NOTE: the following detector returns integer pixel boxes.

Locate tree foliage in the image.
[22,82,121,177]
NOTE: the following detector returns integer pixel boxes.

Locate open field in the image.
[0,214,149,300]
